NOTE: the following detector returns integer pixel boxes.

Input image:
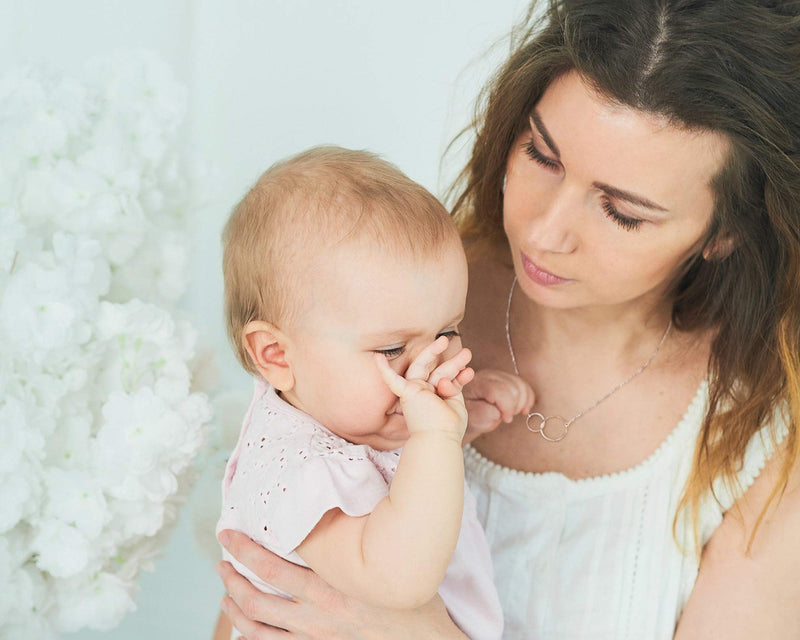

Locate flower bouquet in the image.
[0,52,213,637]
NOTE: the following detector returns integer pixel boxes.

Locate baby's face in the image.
[281,240,468,449]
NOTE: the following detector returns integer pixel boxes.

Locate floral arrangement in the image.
[0,53,213,637]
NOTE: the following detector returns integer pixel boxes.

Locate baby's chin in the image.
[348,417,409,451]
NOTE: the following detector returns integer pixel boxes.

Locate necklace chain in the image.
[505,276,672,442]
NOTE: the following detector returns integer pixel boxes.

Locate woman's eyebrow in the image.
[531,111,669,213]
[593,182,669,212]
[530,112,560,157]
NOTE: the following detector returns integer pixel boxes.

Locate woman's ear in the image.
[702,234,736,260]
[242,321,295,391]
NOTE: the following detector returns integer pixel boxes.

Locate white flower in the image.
[2,261,84,352]
[95,389,190,497]
[42,469,108,539]
[0,204,25,276]
[43,410,93,469]
[0,233,107,360]
[19,160,111,227]
[31,520,93,578]
[0,537,16,621]
[107,498,168,539]
[0,469,40,534]
[53,572,135,632]
[0,560,53,638]
[0,397,27,475]
[0,68,87,161]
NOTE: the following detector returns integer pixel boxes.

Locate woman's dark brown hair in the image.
[451,0,800,548]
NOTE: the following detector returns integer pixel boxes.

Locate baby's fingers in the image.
[428,347,472,391]
[465,370,536,423]
[507,375,535,416]
[456,366,475,387]
[519,379,536,414]
[373,352,407,397]
[435,366,475,398]
[405,335,450,381]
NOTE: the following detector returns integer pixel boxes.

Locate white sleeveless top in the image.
[464,381,788,639]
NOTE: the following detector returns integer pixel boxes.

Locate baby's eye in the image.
[374,344,405,360]
[435,329,460,341]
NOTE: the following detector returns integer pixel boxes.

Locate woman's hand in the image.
[217,530,467,639]
[462,369,535,444]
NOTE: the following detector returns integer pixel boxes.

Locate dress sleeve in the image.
[698,405,790,545]
[225,431,391,558]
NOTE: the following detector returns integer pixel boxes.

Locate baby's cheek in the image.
[390,355,411,378]
[371,382,401,417]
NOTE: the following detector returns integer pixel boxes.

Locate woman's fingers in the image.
[217,560,293,635]
[216,532,464,638]
[220,594,289,639]
[219,530,315,601]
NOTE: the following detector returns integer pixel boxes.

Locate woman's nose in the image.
[528,183,580,254]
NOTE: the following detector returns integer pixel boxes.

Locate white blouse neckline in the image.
[464,380,708,491]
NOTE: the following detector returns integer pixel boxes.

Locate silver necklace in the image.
[505,276,672,442]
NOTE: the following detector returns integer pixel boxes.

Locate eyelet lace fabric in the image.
[217,379,504,640]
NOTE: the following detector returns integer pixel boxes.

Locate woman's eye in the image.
[524,139,560,171]
[374,345,405,360]
[601,199,644,231]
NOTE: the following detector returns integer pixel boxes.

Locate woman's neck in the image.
[511,289,675,371]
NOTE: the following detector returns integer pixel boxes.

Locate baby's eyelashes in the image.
[373,329,460,361]
[374,344,405,360]
[435,329,460,341]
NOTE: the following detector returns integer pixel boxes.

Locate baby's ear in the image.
[242,321,295,391]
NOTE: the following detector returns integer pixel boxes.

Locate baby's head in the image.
[223,146,467,448]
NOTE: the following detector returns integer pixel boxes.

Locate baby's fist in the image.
[463,369,535,443]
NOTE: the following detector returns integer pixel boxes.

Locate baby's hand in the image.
[462,369,535,444]
[374,336,474,439]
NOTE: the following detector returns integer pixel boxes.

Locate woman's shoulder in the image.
[676,428,800,637]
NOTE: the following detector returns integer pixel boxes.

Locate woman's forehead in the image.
[534,71,729,214]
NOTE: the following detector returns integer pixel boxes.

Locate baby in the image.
[216,146,504,639]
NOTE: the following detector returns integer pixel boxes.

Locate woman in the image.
[216,0,800,637]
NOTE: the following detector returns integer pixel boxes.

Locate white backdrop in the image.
[1,1,529,637]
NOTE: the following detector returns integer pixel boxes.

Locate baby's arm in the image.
[295,337,472,609]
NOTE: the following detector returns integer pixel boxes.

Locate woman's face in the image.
[503,70,730,312]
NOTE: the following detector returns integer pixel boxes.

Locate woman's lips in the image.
[521,252,572,286]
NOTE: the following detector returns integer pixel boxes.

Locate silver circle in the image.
[525,412,545,434]
[540,416,569,442]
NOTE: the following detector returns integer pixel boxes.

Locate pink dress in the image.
[217,379,504,640]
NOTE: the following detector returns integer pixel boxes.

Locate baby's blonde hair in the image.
[222,145,461,374]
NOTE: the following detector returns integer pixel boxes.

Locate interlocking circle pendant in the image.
[525,412,570,442]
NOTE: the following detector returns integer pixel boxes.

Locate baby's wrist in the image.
[405,426,465,446]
